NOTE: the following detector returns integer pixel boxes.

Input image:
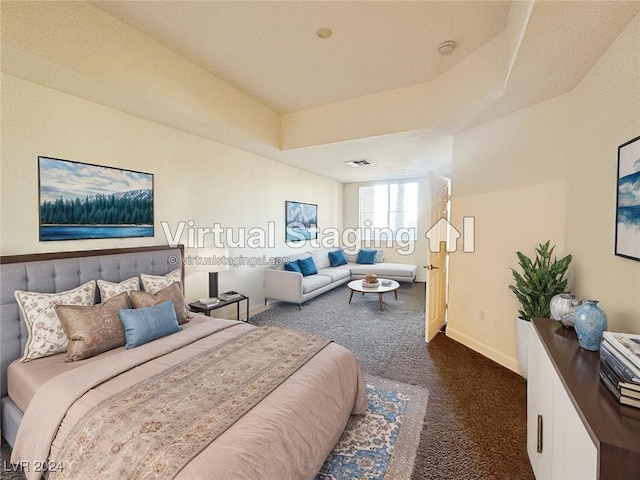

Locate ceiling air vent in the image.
[344,159,372,167]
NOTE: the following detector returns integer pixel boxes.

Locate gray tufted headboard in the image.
[0,245,184,401]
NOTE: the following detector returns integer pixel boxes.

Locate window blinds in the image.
[359,182,417,240]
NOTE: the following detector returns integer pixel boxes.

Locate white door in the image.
[424,172,451,342]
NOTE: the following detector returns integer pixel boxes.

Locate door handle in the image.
[427,265,440,270]
[537,414,543,453]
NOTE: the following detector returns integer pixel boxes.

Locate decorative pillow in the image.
[298,256,318,277]
[129,282,190,325]
[118,301,181,349]
[140,269,181,294]
[56,292,130,362]
[356,249,378,265]
[14,280,96,362]
[97,277,140,302]
[328,249,348,267]
[284,260,302,273]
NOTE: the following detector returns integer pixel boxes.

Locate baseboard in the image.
[445,326,520,374]
[213,301,275,321]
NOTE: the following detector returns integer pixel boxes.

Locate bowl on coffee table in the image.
[362,274,380,288]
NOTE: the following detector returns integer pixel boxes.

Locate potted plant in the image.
[509,241,572,378]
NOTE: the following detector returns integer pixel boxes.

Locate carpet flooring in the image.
[252,282,535,480]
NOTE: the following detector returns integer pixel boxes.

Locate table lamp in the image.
[196,247,229,298]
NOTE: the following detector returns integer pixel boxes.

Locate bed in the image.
[0,245,367,479]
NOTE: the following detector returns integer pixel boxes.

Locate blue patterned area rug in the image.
[316,376,429,480]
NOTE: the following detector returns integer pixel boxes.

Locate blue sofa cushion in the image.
[298,256,318,277]
[356,249,377,265]
[328,249,348,267]
[284,260,302,273]
[119,300,181,349]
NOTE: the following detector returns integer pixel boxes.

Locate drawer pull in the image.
[537,414,543,453]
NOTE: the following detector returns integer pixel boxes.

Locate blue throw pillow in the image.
[328,249,348,267]
[298,256,318,277]
[356,249,377,265]
[119,300,181,349]
[284,259,302,273]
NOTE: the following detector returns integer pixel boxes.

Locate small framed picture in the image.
[285,200,318,242]
[615,135,640,261]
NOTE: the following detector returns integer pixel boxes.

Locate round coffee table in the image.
[348,279,399,311]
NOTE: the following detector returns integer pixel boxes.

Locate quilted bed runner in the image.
[50,327,331,480]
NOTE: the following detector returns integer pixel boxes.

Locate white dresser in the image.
[526,318,640,480]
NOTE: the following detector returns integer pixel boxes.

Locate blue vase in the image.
[573,300,607,351]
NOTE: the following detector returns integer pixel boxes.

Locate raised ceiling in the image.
[5,2,638,183]
[93,1,511,113]
[89,1,640,183]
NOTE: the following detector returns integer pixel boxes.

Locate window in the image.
[359,182,418,240]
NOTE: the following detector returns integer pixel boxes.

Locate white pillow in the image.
[97,277,140,302]
[140,269,182,294]
[14,280,96,362]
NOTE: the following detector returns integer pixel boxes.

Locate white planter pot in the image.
[516,317,532,379]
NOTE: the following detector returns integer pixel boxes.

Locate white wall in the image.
[0,74,342,317]
[448,13,640,373]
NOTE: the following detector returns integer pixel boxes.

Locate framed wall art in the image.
[615,135,640,261]
[285,200,318,242]
[38,156,154,241]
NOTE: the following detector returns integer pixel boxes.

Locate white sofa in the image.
[264,248,417,307]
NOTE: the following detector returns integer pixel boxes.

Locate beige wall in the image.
[448,13,640,373]
[564,11,640,334]
[0,1,342,318]
[1,2,280,161]
[0,74,342,316]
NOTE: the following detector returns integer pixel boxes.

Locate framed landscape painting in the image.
[38,156,154,241]
[285,200,318,242]
[615,135,640,261]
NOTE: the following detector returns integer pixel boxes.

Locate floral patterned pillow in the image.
[56,292,130,362]
[140,269,182,294]
[97,277,140,302]
[15,280,96,362]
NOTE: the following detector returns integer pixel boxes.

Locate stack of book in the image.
[198,297,220,306]
[599,331,640,409]
[219,291,242,301]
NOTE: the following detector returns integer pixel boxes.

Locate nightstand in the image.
[189,294,250,322]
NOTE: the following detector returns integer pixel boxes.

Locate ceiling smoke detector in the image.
[438,40,457,56]
[344,159,372,167]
